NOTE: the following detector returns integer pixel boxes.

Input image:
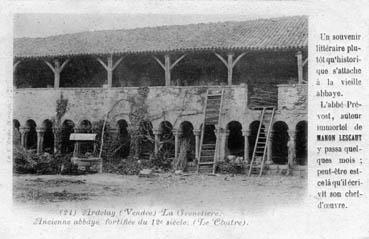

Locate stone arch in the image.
[248,121,265,159]
[61,119,75,154]
[179,121,196,163]
[42,119,54,153]
[226,121,244,157]
[272,121,289,164]
[78,119,93,133]
[295,120,307,165]
[159,121,175,158]
[25,119,37,150]
[13,119,21,146]
[116,119,130,158]
[13,119,20,131]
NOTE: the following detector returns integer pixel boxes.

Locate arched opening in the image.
[25,119,37,150]
[116,119,130,158]
[272,121,289,164]
[42,119,54,153]
[226,121,244,157]
[13,119,21,145]
[61,120,75,154]
[138,120,154,159]
[13,119,20,131]
[295,121,307,165]
[202,124,217,144]
[248,121,265,159]
[79,120,93,155]
[179,121,196,164]
[159,121,175,158]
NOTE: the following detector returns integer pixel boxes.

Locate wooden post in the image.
[97,55,124,88]
[45,59,70,89]
[153,54,186,86]
[215,52,246,86]
[296,51,303,84]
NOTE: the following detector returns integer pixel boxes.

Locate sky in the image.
[14,6,311,38]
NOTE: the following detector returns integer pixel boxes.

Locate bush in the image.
[104,158,152,175]
[216,161,245,174]
[13,146,78,175]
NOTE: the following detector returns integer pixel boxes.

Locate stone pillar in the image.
[288,129,296,167]
[267,130,273,164]
[36,127,45,154]
[221,129,230,161]
[242,130,250,163]
[19,127,29,148]
[173,129,182,159]
[52,126,61,153]
[153,129,161,154]
[214,127,222,162]
[193,129,201,160]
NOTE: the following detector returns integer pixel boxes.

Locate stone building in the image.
[13,16,308,173]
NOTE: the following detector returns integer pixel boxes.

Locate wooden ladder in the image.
[248,107,275,177]
[197,88,225,174]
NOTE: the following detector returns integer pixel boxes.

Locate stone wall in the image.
[13,83,307,131]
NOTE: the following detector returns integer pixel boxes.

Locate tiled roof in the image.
[14,16,308,58]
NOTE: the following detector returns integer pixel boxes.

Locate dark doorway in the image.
[295,121,307,165]
[271,121,289,164]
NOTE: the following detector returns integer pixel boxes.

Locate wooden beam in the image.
[96,57,109,71]
[112,56,124,70]
[302,58,308,67]
[164,54,171,86]
[214,52,228,67]
[152,56,165,70]
[170,54,186,70]
[226,53,234,86]
[296,51,303,84]
[44,59,69,89]
[153,55,171,86]
[232,52,246,68]
[13,60,21,72]
[97,55,125,87]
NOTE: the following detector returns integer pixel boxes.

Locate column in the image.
[36,127,45,154]
[193,129,201,160]
[296,51,303,84]
[19,127,29,148]
[267,130,273,164]
[172,129,182,159]
[153,129,161,154]
[242,130,250,163]
[52,126,61,153]
[214,127,222,162]
[221,129,230,161]
[287,129,296,167]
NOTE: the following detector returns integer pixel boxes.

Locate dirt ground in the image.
[13,173,307,214]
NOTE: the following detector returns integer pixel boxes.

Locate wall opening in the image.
[226,121,244,156]
[42,119,54,153]
[295,121,307,165]
[13,119,20,131]
[179,121,196,163]
[117,119,130,158]
[61,120,75,154]
[272,121,289,164]
[248,121,265,159]
[79,120,93,155]
[202,124,216,144]
[159,121,175,158]
[25,119,37,150]
[138,120,154,159]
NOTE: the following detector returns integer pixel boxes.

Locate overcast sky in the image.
[14,11,310,38]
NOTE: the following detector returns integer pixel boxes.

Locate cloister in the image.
[13,16,308,172]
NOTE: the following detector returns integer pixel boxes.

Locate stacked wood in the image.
[248,84,278,109]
